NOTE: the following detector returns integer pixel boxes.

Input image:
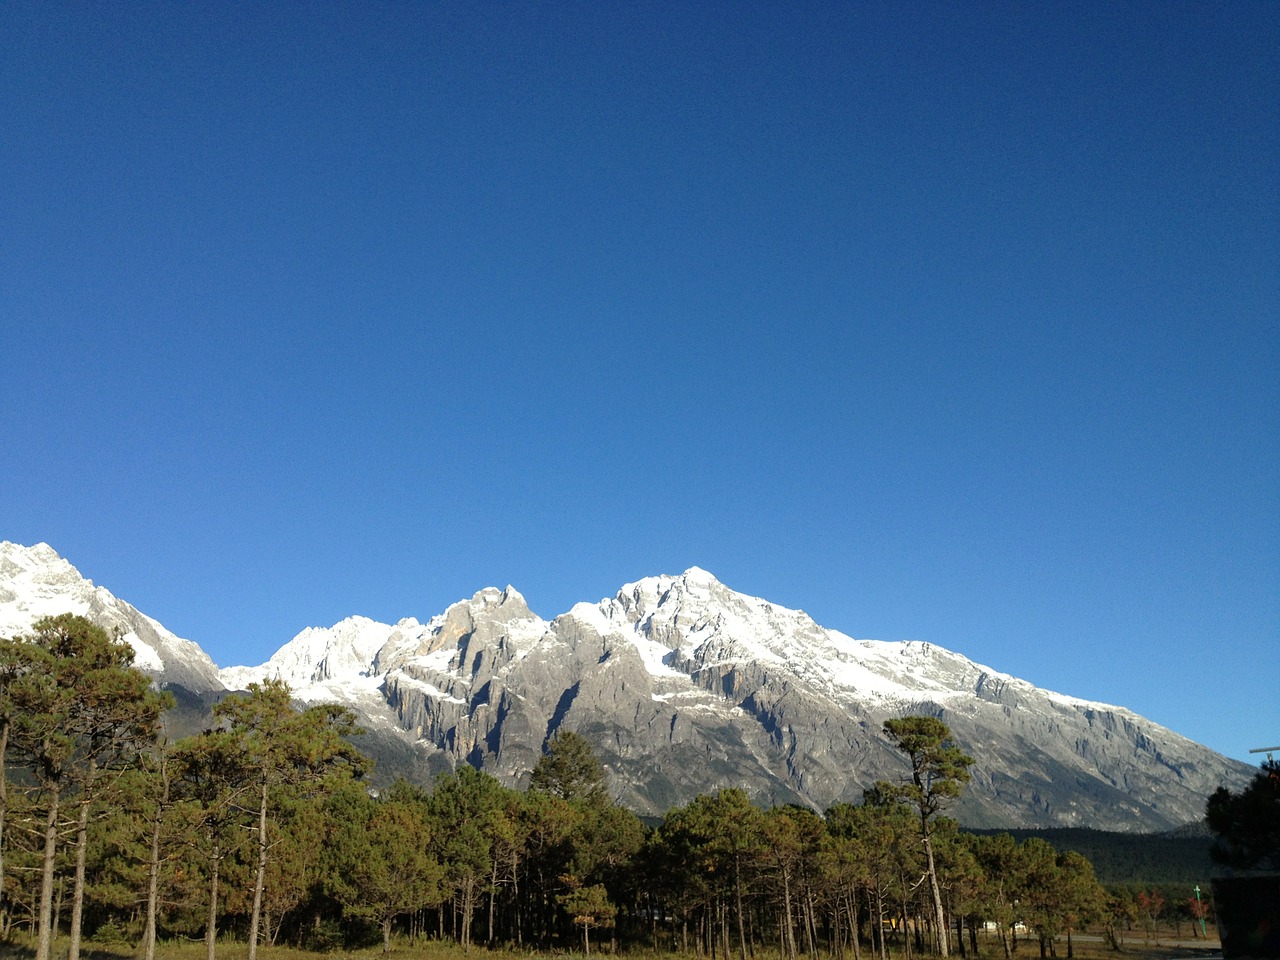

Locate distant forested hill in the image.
[966,826,1215,885]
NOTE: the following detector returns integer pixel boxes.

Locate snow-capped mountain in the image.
[215,564,1252,829]
[0,541,222,693]
[0,542,1254,829]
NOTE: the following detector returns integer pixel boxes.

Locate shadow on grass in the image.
[0,939,1227,960]
[0,947,133,960]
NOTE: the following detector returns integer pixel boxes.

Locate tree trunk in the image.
[0,720,9,922]
[874,888,887,960]
[140,763,170,960]
[849,889,863,960]
[35,781,62,960]
[488,859,498,946]
[205,839,221,960]
[68,765,97,960]
[141,813,162,960]
[803,891,818,957]
[781,866,798,960]
[247,778,269,960]
[922,829,949,958]
[55,876,66,944]
[461,878,474,951]
[512,850,522,947]
[382,915,393,954]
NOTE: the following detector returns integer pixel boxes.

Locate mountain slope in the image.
[220,565,1253,829]
[0,542,1253,829]
[0,541,223,694]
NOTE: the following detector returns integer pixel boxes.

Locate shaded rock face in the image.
[0,544,1254,829]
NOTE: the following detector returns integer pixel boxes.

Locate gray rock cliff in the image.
[0,543,1252,830]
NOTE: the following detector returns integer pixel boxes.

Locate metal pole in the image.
[1193,885,1206,938]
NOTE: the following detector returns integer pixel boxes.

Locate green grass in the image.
[0,932,1224,960]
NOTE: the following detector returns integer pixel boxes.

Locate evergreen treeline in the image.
[965,828,1217,886]
[0,615,1215,958]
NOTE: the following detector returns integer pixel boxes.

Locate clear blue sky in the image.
[3,3,1276,765]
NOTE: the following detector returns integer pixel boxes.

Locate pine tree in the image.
[965,832,1021,960]
[1055,850,1106,958]
[427,765,507,950]
[327,780,443,953]
[7,615,169,960]
[660,788,757,960]
[558,882,615,955]
[214,679,366,960]
[173,727,255,960]
[529,729,607,803]
[0,635,25,925]
[761,805,826,960]
[881,716,974,958]
[1206,759,1280,871]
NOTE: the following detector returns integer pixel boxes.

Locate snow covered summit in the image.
[0,541,223,693]
[0,544,1254,829]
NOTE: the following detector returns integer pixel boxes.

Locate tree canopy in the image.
[880,714,975,957]
[530,729,607,803]
[1206,759,1280,871]
[0,622,1187,960]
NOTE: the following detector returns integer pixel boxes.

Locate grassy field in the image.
[0,928,1225,960]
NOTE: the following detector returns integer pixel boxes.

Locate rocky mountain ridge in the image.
[0,541,1254,830]
[0,541,223,694]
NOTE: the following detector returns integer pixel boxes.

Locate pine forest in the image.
[0,615,1249,960]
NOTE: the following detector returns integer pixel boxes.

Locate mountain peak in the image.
[0,542,1256,829]
[2,540,62,565]
[0,541,223,694]
[613,567,728,607]
[461,584,535,622]
[681,566,719,584]
[220,614,398,690]
[1,539,87,589]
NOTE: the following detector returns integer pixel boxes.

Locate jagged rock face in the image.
[0,543,1254,830]
[0,541,224,694]
[221,566,1251,829]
